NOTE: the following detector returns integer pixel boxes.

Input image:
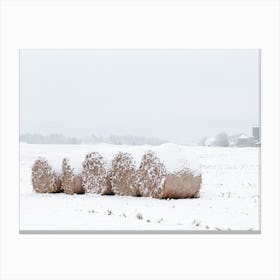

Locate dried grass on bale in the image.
[32,158,62,193]
[138,151,167,198]
[161,170,201,199]
[111,152,139,196]
[82,152,112,194]
[61,158,84,195]
[138,151,202,199]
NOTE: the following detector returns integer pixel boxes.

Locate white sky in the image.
[20,49,260,143]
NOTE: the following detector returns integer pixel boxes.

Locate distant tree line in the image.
[198,132,230,147]
[20,133,166,146]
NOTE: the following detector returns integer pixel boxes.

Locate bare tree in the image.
[215,132,229,147]
[198,136,207,146]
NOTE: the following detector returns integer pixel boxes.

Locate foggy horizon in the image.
[20,49,260,144]
[20,117,259,144]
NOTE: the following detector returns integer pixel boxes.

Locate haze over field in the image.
[20,49,260,144]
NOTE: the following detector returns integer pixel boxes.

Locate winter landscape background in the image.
[20,49,260,232]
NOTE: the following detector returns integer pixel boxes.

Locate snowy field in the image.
[20,143,260,232]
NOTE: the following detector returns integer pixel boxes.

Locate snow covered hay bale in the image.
[157,144,202,199]
[138,144,202,199]
[138,151,167,198]
[161,170,202,199]
[82,152,112,194]
[111,152,139,196]
[61,158,85,195]
[32,158,62,193]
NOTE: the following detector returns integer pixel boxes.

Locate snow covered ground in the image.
[20,143,260,232]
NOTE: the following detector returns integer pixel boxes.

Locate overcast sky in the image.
[20,49,260,144]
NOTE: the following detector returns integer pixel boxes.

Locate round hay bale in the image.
[111,152,139,196]
[62,158,85,195]
[161,170,202,199]
[32,158,62,193]
[138,151,167,198]
[138,146,202,199]
[82,152,111,194]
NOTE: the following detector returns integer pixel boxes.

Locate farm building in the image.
[236,134,253,147]
[252,127,260,142]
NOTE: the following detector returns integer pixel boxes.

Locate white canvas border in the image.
[0,0,279,279]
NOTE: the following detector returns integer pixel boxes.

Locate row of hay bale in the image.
[32,150,202,199]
